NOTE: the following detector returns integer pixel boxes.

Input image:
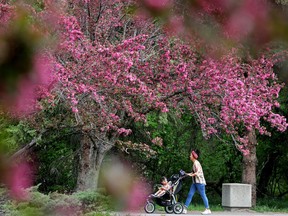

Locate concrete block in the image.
[222,183,252,208]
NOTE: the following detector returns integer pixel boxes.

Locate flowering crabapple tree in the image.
[42,0,179,191]
[1,1,287,206]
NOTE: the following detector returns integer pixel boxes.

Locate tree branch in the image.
[10,130,46,160]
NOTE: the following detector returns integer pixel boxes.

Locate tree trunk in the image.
[242,129,257,207]
[76,134,113,191]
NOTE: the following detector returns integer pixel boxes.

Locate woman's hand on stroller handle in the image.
[180,170,189,175]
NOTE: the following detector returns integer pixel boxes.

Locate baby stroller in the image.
[144,170,187,214]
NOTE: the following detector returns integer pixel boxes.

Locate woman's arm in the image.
[186,172,196,177]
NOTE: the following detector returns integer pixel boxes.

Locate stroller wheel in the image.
[144,202,155,213]
[173,202,184,214]
[164,205,174,214]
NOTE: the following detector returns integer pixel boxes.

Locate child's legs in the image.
[195,183,209,209]
[184,183,196,208]
[154,190,164,197]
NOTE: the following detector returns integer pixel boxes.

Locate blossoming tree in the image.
[48,0,287,196]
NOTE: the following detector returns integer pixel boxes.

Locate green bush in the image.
[44,192,82,215]
[3,186,114,216]
[72,190,113,213]
[4,186,81,216]
[254,198,288,212]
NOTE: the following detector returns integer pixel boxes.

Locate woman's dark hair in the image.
[196,149,200,157]
[161,176,167,182]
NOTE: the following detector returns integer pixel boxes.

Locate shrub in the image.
[3,186,114,215]
[72,190,113,213]
[4,186,82,216]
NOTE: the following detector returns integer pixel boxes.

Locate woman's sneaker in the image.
[182,208,187,214]
[201,209,211,215]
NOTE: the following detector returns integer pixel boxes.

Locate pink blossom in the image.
[143,0,171,11]
[274,101,280,108]
[6,162,34,201]
[224,9,254,40]
[242,149,250,156]
[72,107,78,113]
[34,54,54,86]
[207,117,216,124]
[10,77,36,116]
[164,15,185,36]
[161,106,169,113]
[152,137,163,146]
[126,180,150,211]
[117,128,132,136]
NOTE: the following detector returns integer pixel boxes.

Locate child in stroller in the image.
[151,176,172,198]
[144,170,186,214]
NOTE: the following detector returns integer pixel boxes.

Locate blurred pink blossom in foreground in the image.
[143,0,171,10]
[6,161,34,201]
[126,180,151,211]
[11,55,54,117]
[101,156,151,211]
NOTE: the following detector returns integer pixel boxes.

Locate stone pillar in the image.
[222,183,252,211]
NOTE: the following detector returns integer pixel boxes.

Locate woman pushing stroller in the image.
[183,150,211,215]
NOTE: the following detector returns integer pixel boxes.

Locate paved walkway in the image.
[112,210,288,216]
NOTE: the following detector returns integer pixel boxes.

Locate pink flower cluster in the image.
[43,0,287,154]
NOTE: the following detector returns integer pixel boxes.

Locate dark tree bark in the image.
[76,133,114,191]
[242,129,257,207]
